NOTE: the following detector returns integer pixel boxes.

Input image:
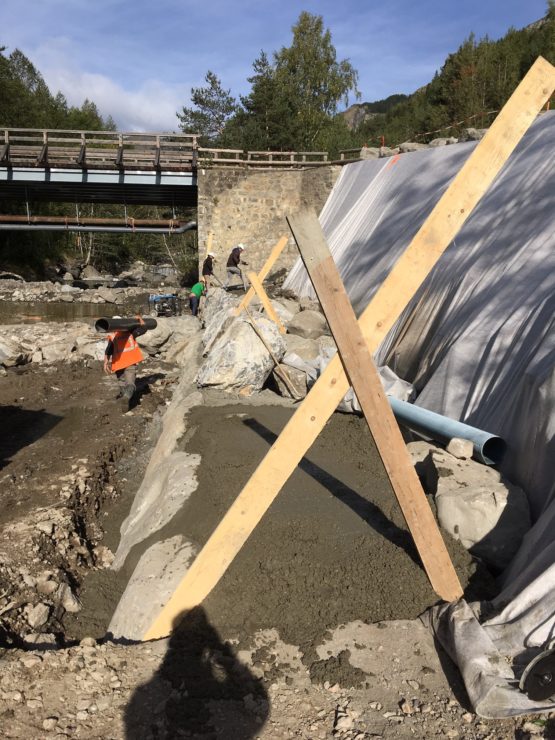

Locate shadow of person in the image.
[124,607,269,739]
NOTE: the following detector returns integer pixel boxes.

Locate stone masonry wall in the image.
[197,166,341,282]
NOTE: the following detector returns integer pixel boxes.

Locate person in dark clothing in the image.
[201,252,216,287]
[224,244,248,291]
[103,316,147,412]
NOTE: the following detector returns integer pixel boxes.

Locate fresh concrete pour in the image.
[106,383,491,658]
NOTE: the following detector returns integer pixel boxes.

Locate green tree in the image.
[177,71,237,145]
[273,11,360,149]
[226,51,297,150]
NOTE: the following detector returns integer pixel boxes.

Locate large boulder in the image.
[136,320,173,354]
[197,315,285,393]
[41,339,77,363]
[422,447,531,571]
[284,334,320,361]
[201,288,239,354]
[287,309,328,339]
[81,265,102,279]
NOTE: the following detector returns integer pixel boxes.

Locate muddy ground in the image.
[0,348,550,739]
[0,356,177,646]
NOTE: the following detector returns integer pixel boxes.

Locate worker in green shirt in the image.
[189,279,206,317]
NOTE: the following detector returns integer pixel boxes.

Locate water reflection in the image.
[0,300,146,324]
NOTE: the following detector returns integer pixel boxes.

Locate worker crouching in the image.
[103,316,147,412]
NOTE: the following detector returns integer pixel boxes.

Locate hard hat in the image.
[237,243,246,250]
[207,251,215,257]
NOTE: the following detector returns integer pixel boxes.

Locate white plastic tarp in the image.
[284,112,555,518]
[283,112,555,717]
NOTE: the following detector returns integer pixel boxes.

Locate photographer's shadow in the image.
[125,607,268,739]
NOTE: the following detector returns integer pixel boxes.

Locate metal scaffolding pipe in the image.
[0,221,197,234]
[0,215,192,227]
[388,397,506,465]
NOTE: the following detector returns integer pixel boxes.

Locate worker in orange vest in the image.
[103,316,147,412]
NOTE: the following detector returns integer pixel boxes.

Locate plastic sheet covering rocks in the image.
[284,112,555,519]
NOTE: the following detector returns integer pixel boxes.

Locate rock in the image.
[299,297,321,313]
[201,288,239,353]
[80,636,97,647]
[399,142,428,153]
[43,717,58,731]
[20,654,42,668]
[380,146,399,157]
[429,137,458,146]
[197,316,286,392]
[425,449,531,569]
[36,579,58,596]
[334,714,354,731]
[462,127,488,141]
[96,286,119,303]
[0,337,24,366]
[318,335,337,355]
[81,264,102,278]
[284,334,320,361]
[287,310,328,339]
[25,602,50,628]
[62,271,74,281]
[41,340,76,363]
[136,321,172,354]
[36,520,55,536]
[93,545,115,568]
[23,632,57,646]
[446,437,473,459]
[275,297,300,317]
[273,364,307,399]
[60,294,75,302]
[269,300,296,323]
[57,584,81,613]
[359,146,381,160]
[61,284,81,293]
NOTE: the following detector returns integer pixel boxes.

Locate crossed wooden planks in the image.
[143,57,555,641]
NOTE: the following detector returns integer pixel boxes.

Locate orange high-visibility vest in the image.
[108,331,144,372]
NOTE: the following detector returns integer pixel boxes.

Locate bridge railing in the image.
[198,148,329,167]
[0,129,199,170]
[1,128,332,170]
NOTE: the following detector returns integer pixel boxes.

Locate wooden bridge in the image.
[0,128,330,171]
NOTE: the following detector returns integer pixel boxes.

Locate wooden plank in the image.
[143,57,555,641]
[288,212,463,600]
[246,272,286,333]
[233,235,289,316]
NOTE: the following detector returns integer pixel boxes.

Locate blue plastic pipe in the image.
[388,397,506,465]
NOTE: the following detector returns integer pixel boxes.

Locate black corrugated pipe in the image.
[95,317,158,332]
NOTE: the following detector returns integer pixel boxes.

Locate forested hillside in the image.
[352,3,555,147]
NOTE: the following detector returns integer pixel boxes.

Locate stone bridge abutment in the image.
[197,165,341,278]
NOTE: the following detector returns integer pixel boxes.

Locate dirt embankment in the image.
[0,357,176,646]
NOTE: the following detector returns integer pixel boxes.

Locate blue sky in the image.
[2,0,550,131]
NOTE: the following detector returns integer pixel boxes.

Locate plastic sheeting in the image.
[283,113,555,717]
[284,112,555,519]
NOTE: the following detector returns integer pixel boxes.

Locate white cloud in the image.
[32,43,186,131]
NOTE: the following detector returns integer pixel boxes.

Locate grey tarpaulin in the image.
[284,112,554,517]
[283,112,555,717]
